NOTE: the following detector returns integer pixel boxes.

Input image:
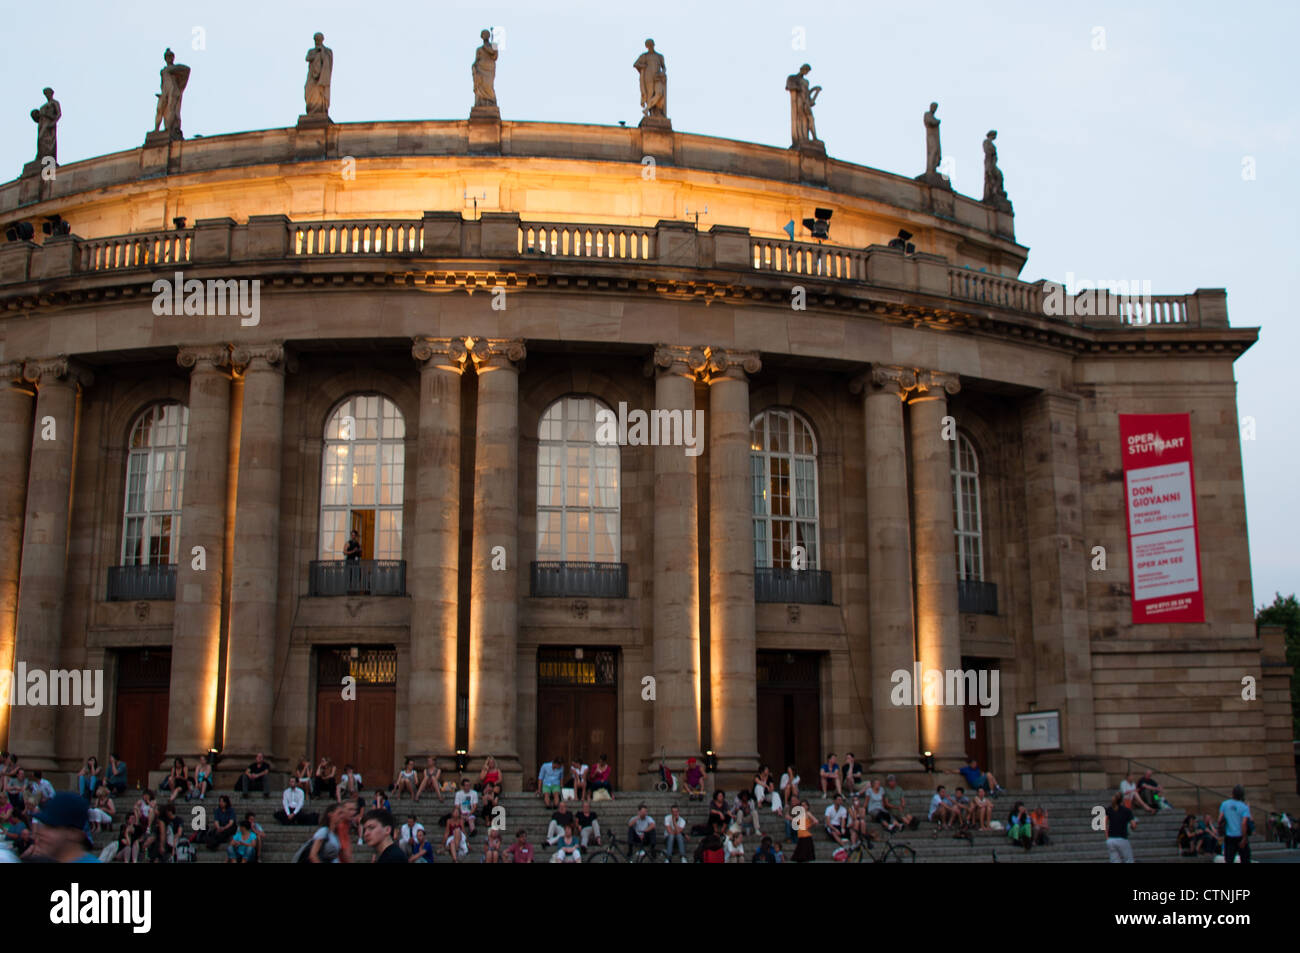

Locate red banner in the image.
[1119,413,1204,624]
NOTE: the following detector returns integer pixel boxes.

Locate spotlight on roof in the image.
[5,221,35,242]
[173,216,187,230]
[888,229,916,254]
[801,207,832,242]
[42,214,71,237]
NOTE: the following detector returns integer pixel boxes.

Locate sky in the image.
[2,0,1297,606]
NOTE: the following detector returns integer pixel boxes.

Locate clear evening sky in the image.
[3,0,1296,606]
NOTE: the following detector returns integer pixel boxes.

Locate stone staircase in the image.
[91,787,1293,863]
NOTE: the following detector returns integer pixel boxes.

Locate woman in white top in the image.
[779,765,801,805]
[337,765,362,801]
[394,759,418,800]
[570,760,589,800]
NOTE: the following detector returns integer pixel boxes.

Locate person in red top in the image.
[505,829,535,863]
[589,755,614,800]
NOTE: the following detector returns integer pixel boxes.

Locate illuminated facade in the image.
[0,119,1292,808]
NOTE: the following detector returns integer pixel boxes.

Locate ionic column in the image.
[467,339,524,778]
[908,369,966,762]
[0,364,35,748]
[8,358,91,766]
[856,365,921,772]
[703,347,760,779]
[166,345,232,761]
[222,344,287,761]
[649,345,705,767]
[408,337,469,760]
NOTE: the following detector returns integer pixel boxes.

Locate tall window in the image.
[121,403,189,565]
[537,396,620,562]
[951,433,983,580]
[320,395,405,561]
[751,408,820,569]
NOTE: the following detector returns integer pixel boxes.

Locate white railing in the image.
[292,221,423,256]
[80,231,191,271]
[519,223,656,260]
[948,268,1042,313]
[751,238,865,280]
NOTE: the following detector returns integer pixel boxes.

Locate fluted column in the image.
[704,347,760,779]
[908,369,966,762]
[467,339,524,778]
[409,337,469,760]
[857,365,921,771]
[222,343,286,760]
[166,345,232,761]
[0,364,35,748]
[8,358,91,766]
[649,345,704,767]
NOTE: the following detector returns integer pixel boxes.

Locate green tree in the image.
[1256,593,1300,738]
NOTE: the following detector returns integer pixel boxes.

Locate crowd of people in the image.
[0,747,1271,864]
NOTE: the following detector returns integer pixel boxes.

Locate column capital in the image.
[1,361,27,384]
[177,345,232,371]
[23,356,94,389]
[231,342,286,372]
[412,336,471,372]
[851,364,916,400]
[700,346,760,382]
[468,337,526,370]
[646,344,707,379]
[910,369,961,400]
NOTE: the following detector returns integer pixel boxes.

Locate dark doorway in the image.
[114,648,172,788]
[756,651,821,782]
[315,647,397,789]
[535,647,617,781]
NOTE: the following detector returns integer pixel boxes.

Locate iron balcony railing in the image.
[530,561,628,598]
[754,567,833,605]
[957,578,998,615]
[309,559,407,597]
[107,564,177,601]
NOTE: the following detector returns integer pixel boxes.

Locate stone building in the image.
[0,116,1293,807]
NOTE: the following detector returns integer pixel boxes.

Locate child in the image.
[724,828,746,863]
[752,834,783,863]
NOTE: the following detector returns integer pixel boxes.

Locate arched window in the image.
[537,396,620,562]
[750,408,820,568]
[951,433,983,580]
[320,395,405,561]
[122,402,189,565]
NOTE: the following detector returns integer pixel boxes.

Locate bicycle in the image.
[845,830,916,863]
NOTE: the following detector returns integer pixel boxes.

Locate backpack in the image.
[173,839,195,863]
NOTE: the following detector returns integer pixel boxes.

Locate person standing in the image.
[1104,792,1137,863]
[1217,784,1252,864]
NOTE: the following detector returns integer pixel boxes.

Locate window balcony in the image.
[957,578,998,615]
[107,564,177,601]
[309,559,407,597]
[754,567,833,605]
[530,561,628,599]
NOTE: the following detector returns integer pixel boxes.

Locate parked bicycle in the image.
[845,830,916,862]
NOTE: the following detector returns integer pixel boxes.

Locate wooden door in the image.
[535,648,617,781]
[315,647,396,789]
[756,651,821,782]
[114,649,171,788]
[350,510,375,558]
[961,657,992,773]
